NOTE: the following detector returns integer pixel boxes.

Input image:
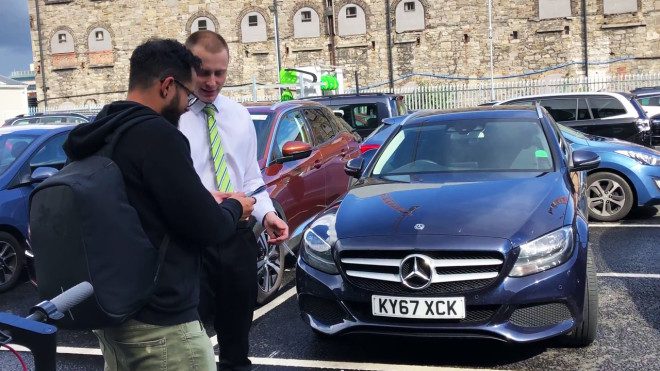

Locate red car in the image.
[246,101,360,303]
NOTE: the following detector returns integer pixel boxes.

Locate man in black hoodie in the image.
[63,38,255,371]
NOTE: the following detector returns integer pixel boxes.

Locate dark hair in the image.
[185,31,228,54]
[128,38,202,91]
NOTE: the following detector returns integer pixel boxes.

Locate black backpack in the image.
[29,114,169,330]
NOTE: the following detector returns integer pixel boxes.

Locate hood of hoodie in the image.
[63,101,162,160]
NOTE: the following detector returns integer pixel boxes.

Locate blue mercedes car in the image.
[297,106,600,346]
[0,125,72,291]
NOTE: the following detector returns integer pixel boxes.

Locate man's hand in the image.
[210,191,233,203]
[263,211,289,244]
[228,192,255,220]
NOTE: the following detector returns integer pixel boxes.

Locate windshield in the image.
[250,113,274,161]
[0,133,38,175]
[372,119,553,175]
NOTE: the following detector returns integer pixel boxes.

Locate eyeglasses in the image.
[171,78,200,107]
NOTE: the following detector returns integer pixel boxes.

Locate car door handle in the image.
[313,160,322,169]
[340,149,347,158]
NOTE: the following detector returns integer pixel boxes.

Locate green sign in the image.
[279,69,298,84]
[320,74,338,91]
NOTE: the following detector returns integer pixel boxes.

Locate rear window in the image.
[637,94,660,107]
[588,97,626,118]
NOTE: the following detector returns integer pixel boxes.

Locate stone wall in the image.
[28,0,660,107]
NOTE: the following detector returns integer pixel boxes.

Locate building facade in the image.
[28,0,660,107]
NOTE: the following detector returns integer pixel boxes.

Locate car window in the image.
[372,119,553,175]
[395,96,408,116]
[506,99,535,106]
[637,95,660,107]
[29,133,68,169]
[249,113,274,160]
[577,98,591,120]
[303,108,336,145]
[540,98,577,121]
[271,110,311,160]
[0,134,38,175]
[588,97,626,118]
[351,104,380,129]
[11,118,34,126]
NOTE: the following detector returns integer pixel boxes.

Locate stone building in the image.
[27,0,660,107]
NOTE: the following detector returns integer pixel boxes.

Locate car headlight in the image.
[615,150,660,166]
[301,208,339,274]
[510,226,574,277]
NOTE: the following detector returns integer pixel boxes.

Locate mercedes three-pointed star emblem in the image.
[399,254,433,290]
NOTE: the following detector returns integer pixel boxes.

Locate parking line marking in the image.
[589,224,660,228]
[597,273,660,279]
[210,286,297,347]
[0,346,500,370]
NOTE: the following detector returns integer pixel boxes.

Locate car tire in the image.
[254,202,287,306]
[0,232,25,293]
[586,172,634,222]
[563,252,598,347]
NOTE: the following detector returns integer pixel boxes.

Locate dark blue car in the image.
[0,125,72,291]
[296,106,600,346]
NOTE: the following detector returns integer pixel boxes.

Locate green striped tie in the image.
[203,104,233,192]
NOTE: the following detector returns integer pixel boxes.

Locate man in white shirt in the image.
[179,30,289,371]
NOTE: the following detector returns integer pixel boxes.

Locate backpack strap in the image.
[96,108,161,158]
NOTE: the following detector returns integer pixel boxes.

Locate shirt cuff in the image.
[253,192,276,225]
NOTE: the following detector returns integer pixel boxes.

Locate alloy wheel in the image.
[588,178,626,218]
[256,230,282,296]
[0,241,17,285]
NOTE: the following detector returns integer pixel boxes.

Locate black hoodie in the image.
[64,101,243,326]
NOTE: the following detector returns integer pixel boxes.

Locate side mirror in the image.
[277,141,312,164]
[361,148,378,167]
[345,157,364,178]
[571,150,600,171]
[30,167,59,183]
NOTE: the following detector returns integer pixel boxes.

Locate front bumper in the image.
[296,241,587,343]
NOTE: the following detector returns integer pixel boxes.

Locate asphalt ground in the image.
[1,206,658,371]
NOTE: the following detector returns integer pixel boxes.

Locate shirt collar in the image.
[191,95,221,115]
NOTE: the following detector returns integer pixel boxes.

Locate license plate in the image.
[371,295,465,319]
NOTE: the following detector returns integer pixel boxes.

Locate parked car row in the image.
[2,113,90,127]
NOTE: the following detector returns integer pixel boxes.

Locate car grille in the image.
[509,303,573,328]
[345,302,499,325]
[338,250,505,295]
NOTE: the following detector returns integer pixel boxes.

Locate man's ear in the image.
[159,77,173,99]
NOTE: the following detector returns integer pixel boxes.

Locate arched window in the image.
[338,4,367,36]
[241,12,267,43]
[539,0,571,19]
[50,28,76,70]
[293,7,320,39]
[88,28,111,52]
[395,0,425,33]
[191,16,216,33]
[51,30,74,54]
[88,27,114,67]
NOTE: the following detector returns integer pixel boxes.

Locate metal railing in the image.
[23,73,660,115]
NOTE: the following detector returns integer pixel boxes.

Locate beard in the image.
[162,96,185,127]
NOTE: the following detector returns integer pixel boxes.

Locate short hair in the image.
[128,38,202,91]
[185,31,229,54]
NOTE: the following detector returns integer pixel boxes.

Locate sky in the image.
[0,0,34,77]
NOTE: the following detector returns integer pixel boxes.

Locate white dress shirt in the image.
[179,94,275,224]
